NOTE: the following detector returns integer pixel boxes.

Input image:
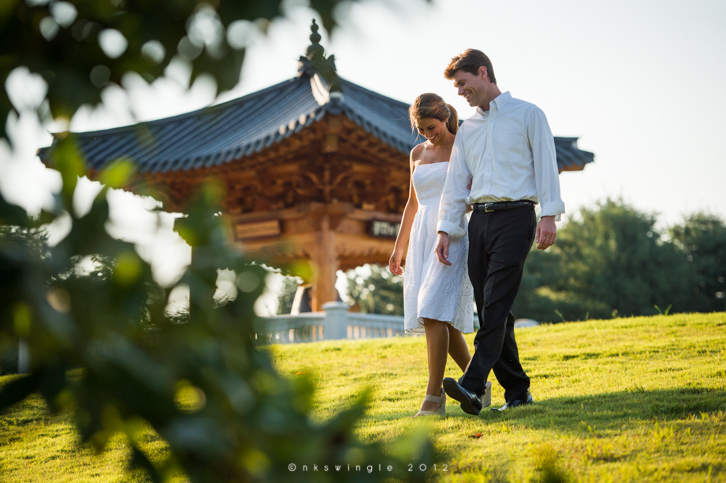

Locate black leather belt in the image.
[473,200,534,213]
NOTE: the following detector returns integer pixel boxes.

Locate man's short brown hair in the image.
[444,49,497,84]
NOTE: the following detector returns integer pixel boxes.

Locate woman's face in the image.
[416,117,448,144]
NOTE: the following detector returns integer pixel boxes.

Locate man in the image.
[435,49,564,415]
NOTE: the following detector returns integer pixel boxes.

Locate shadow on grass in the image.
[473,387,726,431]
[433,388,726,480]
[361,387,726,427]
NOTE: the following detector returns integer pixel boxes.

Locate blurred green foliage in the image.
[1,1,435,480]
[0,224,50,374]
[0,137,434,482]
[0,0,412,144]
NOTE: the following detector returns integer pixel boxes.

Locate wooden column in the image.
[310,213,338,311]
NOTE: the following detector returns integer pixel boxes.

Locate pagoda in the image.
[40,20,594,311]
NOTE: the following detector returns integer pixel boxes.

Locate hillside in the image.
[1,313,725,482]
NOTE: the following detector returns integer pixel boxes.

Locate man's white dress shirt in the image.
[437,91,565,238]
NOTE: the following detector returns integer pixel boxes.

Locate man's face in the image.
[452,68,489,108]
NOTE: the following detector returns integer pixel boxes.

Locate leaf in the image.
[98,158,137,189]
[0,193,32,228]
[38,365,69,413]
[46,135,86,204]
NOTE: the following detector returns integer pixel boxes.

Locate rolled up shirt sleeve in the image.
[528,107,565,219]
[436,133,470,238]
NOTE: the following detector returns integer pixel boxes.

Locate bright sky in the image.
[2,0,725,315]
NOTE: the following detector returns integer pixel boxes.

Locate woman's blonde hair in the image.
[409,93,458,135]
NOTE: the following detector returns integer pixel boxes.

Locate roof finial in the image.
[310,19,321,44]
[305,19,325,60]
[298,19,342,101]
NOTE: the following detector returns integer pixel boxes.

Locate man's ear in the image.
[478,66,489,82]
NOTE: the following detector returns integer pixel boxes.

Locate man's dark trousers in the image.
[460,204,536,402]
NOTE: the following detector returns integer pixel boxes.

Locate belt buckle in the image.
[484,203,494,213]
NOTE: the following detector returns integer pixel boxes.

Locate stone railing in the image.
[253,302,407,344]
[8,305,406,373]
[12,309,533,371]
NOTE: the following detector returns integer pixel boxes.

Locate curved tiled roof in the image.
[553,136,594,170]
[39,77,593,173]
[59,76,327,173]
[38,24,593,174]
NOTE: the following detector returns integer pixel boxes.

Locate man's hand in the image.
[536,215,557,250]
[435,232,452,266]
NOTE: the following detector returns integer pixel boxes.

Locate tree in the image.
[0,143,434,483]
[554,199,693,318]
[669,212,726,313]
[0,225,49,260]
[511,248,567,323]
[276,276,300,315]
[1,0,387,144]
[346,264,404,315]
[1,1,435,481]
[0,225,49,374]
[513,199,695,322]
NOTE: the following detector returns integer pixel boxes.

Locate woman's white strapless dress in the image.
[403,162,474,334]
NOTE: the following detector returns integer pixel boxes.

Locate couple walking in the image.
[388,49,564,417]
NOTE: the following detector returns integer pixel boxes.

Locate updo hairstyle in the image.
[408,93,458,135]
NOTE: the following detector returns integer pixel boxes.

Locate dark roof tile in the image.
[39,74,593,173]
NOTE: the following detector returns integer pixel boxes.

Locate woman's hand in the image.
[389,249,404,275]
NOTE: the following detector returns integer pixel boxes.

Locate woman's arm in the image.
[389,146,421,275]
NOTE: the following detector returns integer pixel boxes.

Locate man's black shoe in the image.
[443,377,482,416]
[491,389,534,412]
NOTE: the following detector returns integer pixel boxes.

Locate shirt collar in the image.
[476,91,512,116]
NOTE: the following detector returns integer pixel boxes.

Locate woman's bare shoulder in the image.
[410,142,427,161]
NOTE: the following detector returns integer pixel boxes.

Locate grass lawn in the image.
[1,312,725,482]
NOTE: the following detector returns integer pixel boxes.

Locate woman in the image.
[389,93,479,417]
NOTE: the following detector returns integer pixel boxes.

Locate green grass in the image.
[2,313,725,482]
[0,372,170,483]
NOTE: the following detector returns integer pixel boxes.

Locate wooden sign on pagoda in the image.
[40,20,594,312]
